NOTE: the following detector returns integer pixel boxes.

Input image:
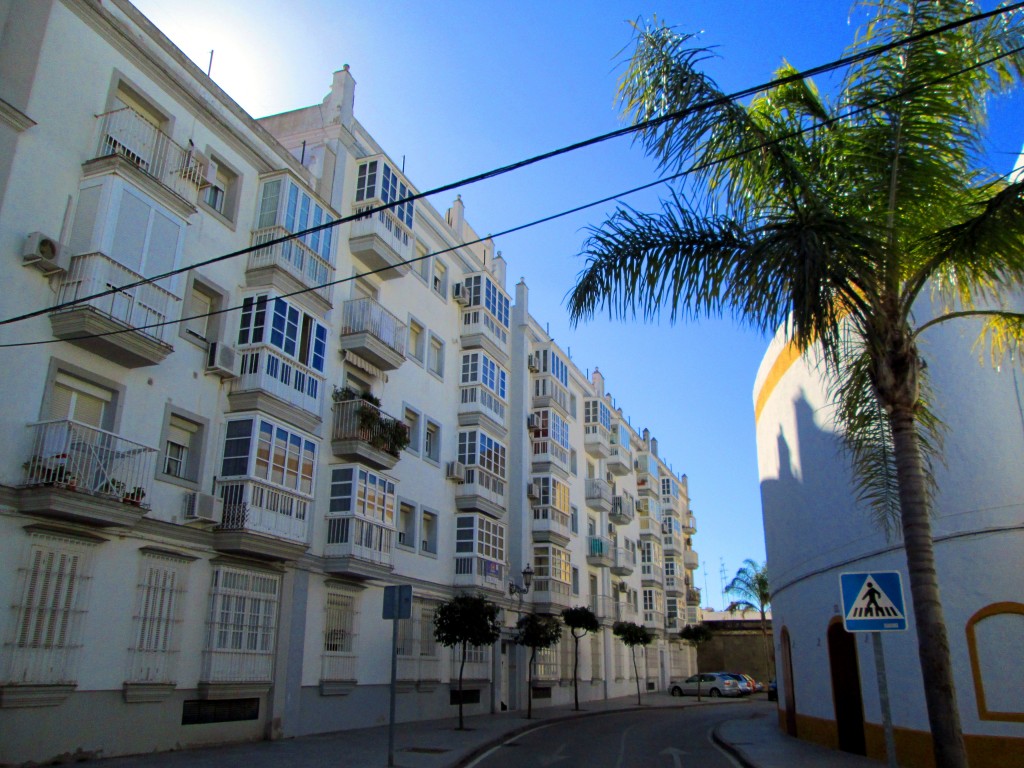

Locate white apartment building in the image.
[0,2,700,763]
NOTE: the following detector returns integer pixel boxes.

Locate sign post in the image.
[840,571,906,768]
[383,585,412,768]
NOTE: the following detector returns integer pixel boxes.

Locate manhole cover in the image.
[403,747,450,754]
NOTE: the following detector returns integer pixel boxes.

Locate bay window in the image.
[220,417,316,495]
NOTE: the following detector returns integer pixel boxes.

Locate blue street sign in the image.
[839,571,907,632]
[382,584,412,620]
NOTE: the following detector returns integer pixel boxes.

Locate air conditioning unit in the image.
[526,413,540,433]
[526,479,541,500]
[452,282,468,306]
[22,232,66,274]
[445,461,466,483]
[183,491,222,524]
[205,341,236,378]
[527,353,540,373]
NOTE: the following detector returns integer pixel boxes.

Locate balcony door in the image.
[41,373,118,493]
[49,372,112,429]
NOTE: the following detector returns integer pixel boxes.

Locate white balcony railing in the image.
[324,515,395,567]
[454,556,506,590]
[589,595,618,619]
[450,647,491,681]
[587,536,614,560]
[216,478,310,544]
[126,649,178,685]
[613,547,636,572]
[321,653,357,682]
[200,650,272,683]
[532,507,571,540]
[459,385,507,427]
[234,343,324,418]
[341,297,406,356]
[249,226,334,303]
[457,467,506,509]
[95,107,203,201]
[610,494,635,525]
[22,419,157,504]
[460,308,509,352]
[350,205,413,261]
[54,252,178,344]
[616,602,638,623]
[397,656,441,682]
[331,399,408,458]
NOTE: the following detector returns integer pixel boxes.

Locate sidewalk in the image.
[87,695,883,768]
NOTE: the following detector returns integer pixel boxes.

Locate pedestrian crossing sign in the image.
[839,571,907,632]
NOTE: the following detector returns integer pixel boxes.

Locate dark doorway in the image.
[827,620,866,755]
[780,626,797,737]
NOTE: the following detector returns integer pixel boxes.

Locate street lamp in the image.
[509,564,533,598]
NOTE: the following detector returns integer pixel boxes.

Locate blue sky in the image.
[133,0,1023,607]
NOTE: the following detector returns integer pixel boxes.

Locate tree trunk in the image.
[890,405,968,768]
[573,633,580,711]
[631,648,641,706]
[528,648,535,719]
[458,642,467,730]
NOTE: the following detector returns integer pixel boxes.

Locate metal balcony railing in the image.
[587,535,613,559]
[613,547,636,571]
[589,594,618,619]
[200,649,272,684]
[321,653,357,682]
[585,478,612,506]
[54,252,178,344]
[340,297,407,356]
[22,419,157,505]
[450,647,491,681]
[331,399,408,457]
[249,226,334,303]
[610,494,635,524]
[454,556,506,590]
[95,107,203,201]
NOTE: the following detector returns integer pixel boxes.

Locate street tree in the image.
[562,605,601,710]
[434,594,501,730]
[514,613,562,719]
[678,623,714,701]
[726,559,773,680]
[613,620,654,705]
[569,4,1024,764]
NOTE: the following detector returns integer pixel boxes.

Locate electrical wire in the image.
[2,40,1019,351]
[1,1,1019,330]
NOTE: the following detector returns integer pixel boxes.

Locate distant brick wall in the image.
[698,619,775,682]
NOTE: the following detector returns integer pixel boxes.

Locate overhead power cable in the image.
[1,1,1018,329]
[2,40,1019,351]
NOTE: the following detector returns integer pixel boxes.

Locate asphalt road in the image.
[465,701,752,768]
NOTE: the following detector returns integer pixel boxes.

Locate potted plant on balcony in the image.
[124,486,146,506]
[385,419,410,457]
[100,479,126,499]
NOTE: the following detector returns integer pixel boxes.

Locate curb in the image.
[711,720,756,768]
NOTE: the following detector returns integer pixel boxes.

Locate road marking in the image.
[660,746,687,768]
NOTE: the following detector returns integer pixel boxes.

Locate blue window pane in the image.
[312,325,327,372]
[285,183,298,232]
[271,298,287,349]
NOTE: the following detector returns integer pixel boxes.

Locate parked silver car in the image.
[668,672,744,698]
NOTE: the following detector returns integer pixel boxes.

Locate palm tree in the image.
[568,4,1024,766]
[725,559,773,681]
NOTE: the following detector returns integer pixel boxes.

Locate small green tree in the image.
[514,613,562,719]
[678,623,714,701]
[613,620,654,705]
[726,559,773,680]
[561,605,600,711]
[433,594,501,730]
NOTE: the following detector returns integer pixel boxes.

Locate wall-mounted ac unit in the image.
[183,491,222,524]
[526,413,540,433]
[452,282,468,306]
[445,461,466,483]
[205,342,236,378]
[527,479,542,500]
[22,232,66,275]
[527,353,540,373]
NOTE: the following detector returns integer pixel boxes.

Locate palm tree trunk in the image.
[890,405,968,768]
[760,609,773,681]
